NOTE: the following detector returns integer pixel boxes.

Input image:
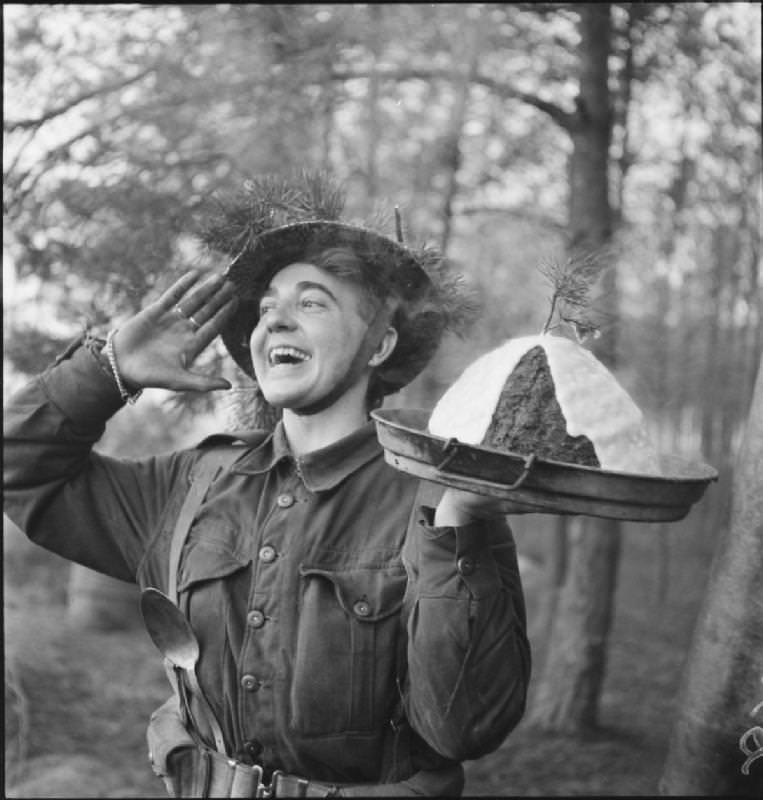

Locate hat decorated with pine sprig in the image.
[200,170,478,396]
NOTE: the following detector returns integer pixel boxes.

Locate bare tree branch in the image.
[3,127,39,182]
[4,80,233,215]
[4,120,117,215]
[458,203,566,231]
[4,62,161,133]
[329,65,575,129]
[472,72,575,129]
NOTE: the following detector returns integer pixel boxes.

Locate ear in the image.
[368,326,398,368]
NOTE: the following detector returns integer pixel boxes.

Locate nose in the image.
[262,301,297,332]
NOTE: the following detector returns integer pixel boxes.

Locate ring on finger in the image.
[187,315,201,330]
[173,305,187,319]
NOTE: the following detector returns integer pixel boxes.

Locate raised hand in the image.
[110,270,239,393]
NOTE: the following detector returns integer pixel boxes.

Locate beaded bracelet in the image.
[104,329,142,404]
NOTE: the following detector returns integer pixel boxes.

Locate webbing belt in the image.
[170,745,461,797]
[163,447,243,755]
[189,749,340,798]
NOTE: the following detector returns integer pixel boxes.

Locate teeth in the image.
[268,346,311,366]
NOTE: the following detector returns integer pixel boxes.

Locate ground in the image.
[4,509,715,798]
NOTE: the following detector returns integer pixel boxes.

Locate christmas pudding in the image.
[428,334,661,476]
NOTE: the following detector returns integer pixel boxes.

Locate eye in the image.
[300,294,326,310]
[259,299,276,315]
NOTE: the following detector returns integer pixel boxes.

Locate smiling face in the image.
[250,262,396,414]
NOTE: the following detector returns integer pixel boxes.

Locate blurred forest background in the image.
[3,3,761,797]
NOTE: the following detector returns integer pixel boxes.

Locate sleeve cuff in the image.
[39,334,127,428]
[415,506,502,599]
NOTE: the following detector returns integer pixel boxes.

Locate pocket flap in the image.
[177,532,250,594]
[298,563,407,622]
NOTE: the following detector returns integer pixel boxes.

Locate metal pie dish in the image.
[371,409,718,522]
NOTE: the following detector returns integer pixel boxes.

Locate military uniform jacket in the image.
[3,341,531,787]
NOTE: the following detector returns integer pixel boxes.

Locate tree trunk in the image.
[531,516,622,729]
[363,3,382,214]
[438,13,486,253]
[700,230,724,469]
[535,516,568,646]
[529,3,621,733]
[566,6,613,252]
[659,357,763,796]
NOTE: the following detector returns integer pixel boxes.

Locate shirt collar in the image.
[230,419,383,492]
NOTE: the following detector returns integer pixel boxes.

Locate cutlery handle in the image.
[186,667,227,754]
[175,667,204,748]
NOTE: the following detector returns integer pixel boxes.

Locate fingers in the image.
[187,278,238,329]
[176,350,233,392]
[193,294,239,351]
[158,270,234,321]
[176,283,238,382]
[158,270,238,339]
[158,270,203,311]
[174,273,229,320]
[180,372,233,393]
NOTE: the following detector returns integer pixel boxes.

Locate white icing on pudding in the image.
[428,334,661,475]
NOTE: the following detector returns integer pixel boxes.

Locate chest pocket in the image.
[290,563,408,737]
[176,532,252,710]
[177,533,250,595]
[177,532,251,643]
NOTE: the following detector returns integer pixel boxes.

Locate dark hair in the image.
[304,246,384,321]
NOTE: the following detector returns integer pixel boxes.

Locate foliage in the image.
[538,249,612,339]
[2,325,75,376]
[4,0,758,449]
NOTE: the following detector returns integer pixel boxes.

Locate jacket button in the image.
[457,556,476,576]
[259,545,277,563]
[353,599,371,617]
[276,493,294,508]
[242,739,262,760]
[247,609,266,628]
[241,674,260,692]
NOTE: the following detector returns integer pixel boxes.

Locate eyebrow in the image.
[261,280,339,302]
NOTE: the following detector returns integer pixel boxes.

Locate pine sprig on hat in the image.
[290,169,346,221]
[409,244,480,338]
[199,170,347,258]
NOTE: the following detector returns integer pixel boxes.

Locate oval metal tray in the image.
[371,408,718,522]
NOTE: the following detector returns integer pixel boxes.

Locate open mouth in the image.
[268,346,312,367]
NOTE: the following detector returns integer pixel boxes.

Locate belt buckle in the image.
[255,768,283,799]
[227,759,262,798]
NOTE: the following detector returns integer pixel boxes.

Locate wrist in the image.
[434,493,478,527]
[104,329,143,404]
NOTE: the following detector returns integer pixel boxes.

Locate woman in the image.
[4,173,531,797]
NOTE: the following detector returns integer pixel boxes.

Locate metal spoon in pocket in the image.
[140,587,227,753]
